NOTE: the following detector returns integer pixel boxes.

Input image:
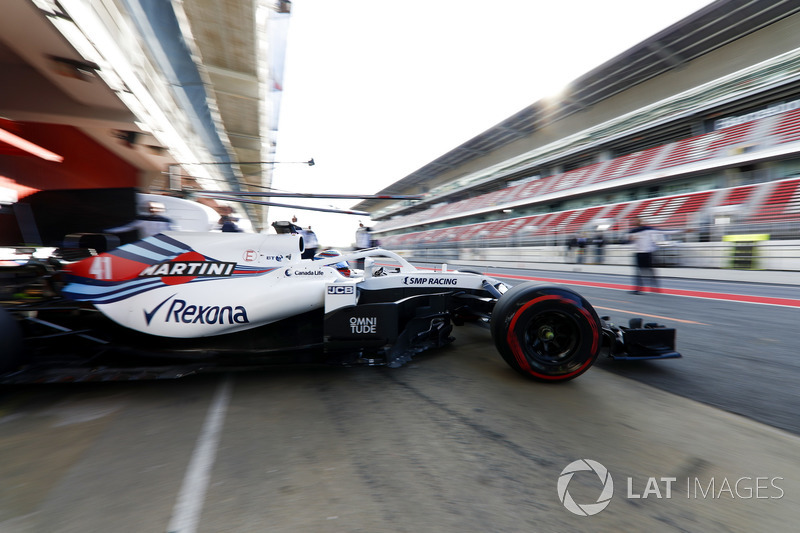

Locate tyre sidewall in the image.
[491,283,601,381]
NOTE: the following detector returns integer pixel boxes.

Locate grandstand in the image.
[354,1,800,271]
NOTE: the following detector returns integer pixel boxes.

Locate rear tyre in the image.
[490,283,601,382]
[0,309,24,373]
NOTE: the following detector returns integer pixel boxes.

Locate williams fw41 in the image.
[0,232,679,383]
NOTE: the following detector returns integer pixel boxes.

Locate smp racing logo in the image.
[402,276,458,286]
[144,295,249,326]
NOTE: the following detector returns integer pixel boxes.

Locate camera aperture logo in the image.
[557,459,614,516]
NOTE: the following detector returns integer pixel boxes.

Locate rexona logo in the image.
[144,295,249,326]
[402,276,458,286]
[557,459,614,516]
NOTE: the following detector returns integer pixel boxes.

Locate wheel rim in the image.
[522,310,580,366]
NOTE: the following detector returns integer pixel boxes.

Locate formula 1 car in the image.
[0,230,680,384]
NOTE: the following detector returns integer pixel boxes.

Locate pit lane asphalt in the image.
[416,260,800,436]
[1,263,799,531]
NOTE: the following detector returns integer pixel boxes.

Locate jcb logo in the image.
[327,286,355,294]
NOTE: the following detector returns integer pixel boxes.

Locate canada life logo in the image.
[557,459,614,516]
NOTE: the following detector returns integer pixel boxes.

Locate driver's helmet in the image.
[314,249,351,277]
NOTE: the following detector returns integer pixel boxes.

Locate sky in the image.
[269,0,716,248]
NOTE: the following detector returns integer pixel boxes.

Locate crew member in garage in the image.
[106,201,176,240]
[218,206,243,232]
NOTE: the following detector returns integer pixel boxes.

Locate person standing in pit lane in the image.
[627,217,681,294]
[592,233,606,264]
[576,234,587,264]
[354,222,372,269]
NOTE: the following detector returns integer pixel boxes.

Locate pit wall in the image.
[393,240,800,277]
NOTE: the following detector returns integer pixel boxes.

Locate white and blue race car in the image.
[1,227,679,383]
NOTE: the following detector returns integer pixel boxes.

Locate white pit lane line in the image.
[167,376,233,533]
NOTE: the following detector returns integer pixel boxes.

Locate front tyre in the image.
[490,283,601,382]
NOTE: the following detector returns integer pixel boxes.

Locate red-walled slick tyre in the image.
[490,283,601,382]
